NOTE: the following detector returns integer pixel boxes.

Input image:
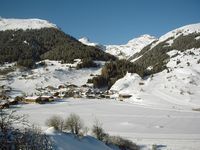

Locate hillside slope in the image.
[0,18,115,68]
[129,23,200,75]
[111,23,200,110]
[45,127,118,150]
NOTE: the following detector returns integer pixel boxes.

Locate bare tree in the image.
[45,115,64,131]
[91,119,106,141]
[0,109,53,150]
[64,113,84,136]
[105,136,139,150]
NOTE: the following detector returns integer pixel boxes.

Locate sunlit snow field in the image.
[16,98,200,150]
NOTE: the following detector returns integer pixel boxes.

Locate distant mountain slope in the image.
[79,37,106,50]
[0,18,115,68]
[154,23,200,47]
[129,23,200,75]
[111,47,200,110]
[0,18,57,30]
[105,35,157,59]
[90,23,200,90]
[79,35,157,59]
[110,23,200,109]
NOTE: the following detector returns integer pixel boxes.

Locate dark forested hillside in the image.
[0,28,115,68]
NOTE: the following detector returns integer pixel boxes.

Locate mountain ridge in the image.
[0,18,115,68]
[79,34,157,59]
[109,23,200,110]
[105,34,157,59]
[89,22,200,90]
[0,18,57,31]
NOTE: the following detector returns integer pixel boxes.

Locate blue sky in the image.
[1,0,200,44]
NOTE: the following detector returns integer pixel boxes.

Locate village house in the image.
[24,95,55,104]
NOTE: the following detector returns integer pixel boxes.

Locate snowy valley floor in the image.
[15,98,200,150]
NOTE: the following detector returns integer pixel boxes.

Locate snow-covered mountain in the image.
[79,37,106,50]
[105,34,157,59]
[129,23,200,69]
[110,23,200,110]
[0,18,57,31]
[79,37,99,47]
[79,35,157,59]
[149,23,200,49]
[0,18,115,69]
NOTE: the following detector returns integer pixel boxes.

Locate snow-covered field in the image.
[16,98,200,150]
[0,60,102,97]
[1,53,200,149]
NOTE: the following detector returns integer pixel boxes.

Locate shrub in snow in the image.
[45,115,64,131]
[91,119,139,150]
[104,135,139,150]
[64,113,84,136]
[76,58,98,69]
[14,125,52,150]
[176,60,181,65]
[0,109,52,150]
[187,62,190,66]
[152,144,157,150]
[14,96,24,102]
[139,82,144,85]
[92,119,107,141]
[192,108,200,111]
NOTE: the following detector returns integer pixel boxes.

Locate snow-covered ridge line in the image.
[79,35,157,59]
[105,34,157,59]
[160,23,200,41]
[79,37,98,47]
[79,37,106,50]
[0,18,57,31]
[151,23,200,48]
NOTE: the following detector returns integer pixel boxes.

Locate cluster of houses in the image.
[35,83,111,101]
[0,83,111,108]
[24,83,119,104]
[0,83,133,109]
